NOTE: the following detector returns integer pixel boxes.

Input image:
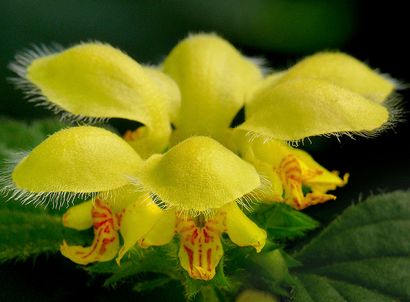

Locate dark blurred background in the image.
[1,0,409,301]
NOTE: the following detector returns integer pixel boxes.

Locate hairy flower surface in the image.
[2,34,396,280]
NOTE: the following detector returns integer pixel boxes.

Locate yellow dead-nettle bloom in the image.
[3,34,396,280]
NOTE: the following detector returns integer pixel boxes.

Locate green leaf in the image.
[290,191,410,302]
[251,203,319,240]
[0,204,91,262]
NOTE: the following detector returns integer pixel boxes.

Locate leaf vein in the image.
[296,272,403,300]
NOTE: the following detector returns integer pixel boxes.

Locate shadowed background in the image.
[0,0,409,301]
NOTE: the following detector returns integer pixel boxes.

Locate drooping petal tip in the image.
[117,196,175,263]
[224,203,267,252]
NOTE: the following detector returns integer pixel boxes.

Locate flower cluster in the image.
[3,34,396,280]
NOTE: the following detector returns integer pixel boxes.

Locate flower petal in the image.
[163,34,262,138]
[117,196,164,262]
[12,126,142,193]
[278,154,343,209]
[234,133,347,205]
[176,216,224,280]
[233,132,288,201]
[250,161,284,201]
[139,208,176,247]
[240,79,389,141]
[62,186,139,231]
[139,136,261,212]
[103,185,146,213]
[143,66,181,124]
[25,43,170,128]
[123,125,170,159]
[62,200,93,231]
[277,52,395,103]
[289,147,348,193]
[224,202,266,252]
[60,199,119,265]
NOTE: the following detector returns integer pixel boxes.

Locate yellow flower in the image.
[233,135,349,209]
[61,173,265,280]
[3,34,396,279]
[62,194,265,280]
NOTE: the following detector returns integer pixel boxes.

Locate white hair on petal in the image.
[236,172,272,213]
[126,175,148,193]
[126,176,166,209]
[246,56,272,76]
[9,43,63,78]
[378,70,409,91]
[126,174,269,219]
[8,43,109,126]
[0,151,102,209]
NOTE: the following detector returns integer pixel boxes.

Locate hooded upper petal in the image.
[240,79,389,141]
[138,136,261,212]
[276,52,395,103]
[20,43,174,155]
[25,43,170,126]
[163,34,262,139]
[12,126,142,193]
[143,66,181,124]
